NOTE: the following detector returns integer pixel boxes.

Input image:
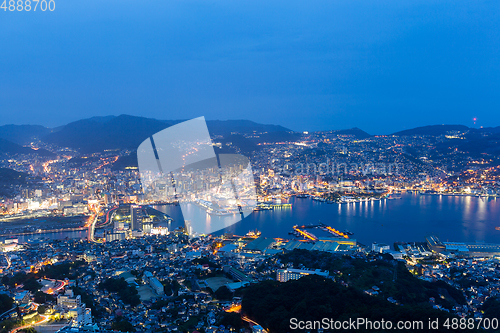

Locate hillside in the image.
[241,250,476,333]
[456,132,500,157]
[0,125,51,145]
[206,120,290,135]
[249,131,302,144]
[392,125,470,136]
[242,275,474,333]
[43,115,174,153]
[0,138,54,157]
[43,115,293,153]
[332,127,372,138]
[0,168,35,198]
[479,126,500,134]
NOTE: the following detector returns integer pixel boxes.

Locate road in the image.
[98,206,118,228]
[87,212,98,243]
[5,254,11,269]
[242,316,268,332]
[42,278,68,294]
[87,204,101,243]
[90,206,118,242]
[10,314,49,333]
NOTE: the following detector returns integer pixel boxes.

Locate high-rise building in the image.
[57,290,93,326]
[130,205,142,231]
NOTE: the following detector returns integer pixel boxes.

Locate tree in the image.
[482,297,500,320]
[111,317,134,332]
[161,280,173,296]
[0,294,14,313]
[72,286,99,318]
[241,275,479,333]
[215,286,232,301]
[99,278,140,307]
[218,312,243,330]
[34,291,55,304]
[22,278,42,293]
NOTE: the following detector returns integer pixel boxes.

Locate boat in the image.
[296,194,309,198]
[343,229,354,235]
[496,227,500,231]
[254,203,273,211]
[208,210,235,216]
[312,196,326,202]
[246,230,261,237]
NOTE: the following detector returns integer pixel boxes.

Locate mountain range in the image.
[391,124,500,136]
[0,124,52,145]
[0,115,498,155]
[0,115,296,155]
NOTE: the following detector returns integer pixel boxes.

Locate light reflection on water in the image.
[157,193,500,245]
[7,194,499,245]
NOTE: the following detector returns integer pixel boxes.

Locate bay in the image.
[156,193,500,245]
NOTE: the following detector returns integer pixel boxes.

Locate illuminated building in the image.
[143,271,165,296]
[371,243,390,253]
[130,205,142,231]
[276,268,329,282]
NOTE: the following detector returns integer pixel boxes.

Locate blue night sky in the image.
[1,0,499,134]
